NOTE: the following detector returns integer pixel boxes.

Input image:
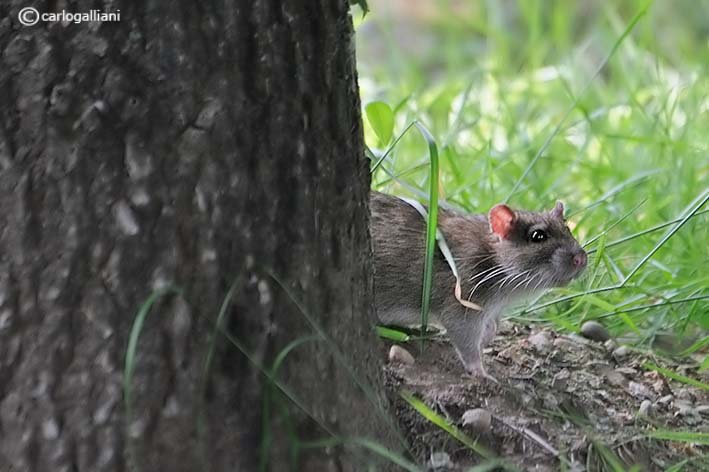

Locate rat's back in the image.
[370,191,428,325]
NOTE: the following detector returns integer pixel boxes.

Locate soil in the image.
[381,322,709,471]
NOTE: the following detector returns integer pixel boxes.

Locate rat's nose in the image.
[572,250,587,269]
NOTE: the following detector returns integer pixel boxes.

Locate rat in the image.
[370,191,587,381]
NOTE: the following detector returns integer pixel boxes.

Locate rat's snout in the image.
[572,250,587,270]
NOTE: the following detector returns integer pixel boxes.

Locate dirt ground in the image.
[382,322,709,471]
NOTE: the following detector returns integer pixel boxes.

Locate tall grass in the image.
[356,0,708,350]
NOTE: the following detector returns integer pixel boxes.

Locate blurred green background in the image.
[355,0,708,357]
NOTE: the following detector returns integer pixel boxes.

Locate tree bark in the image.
[0,1,399,471]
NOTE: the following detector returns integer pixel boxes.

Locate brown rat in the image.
[370,191,587,381]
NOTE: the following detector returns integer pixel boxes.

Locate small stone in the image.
[628,381,654,400]
[638,400,652,417]
[553,337,576,350]
[527,331,553,352]
[683,415,702,426]
[604,339,618,351]
[675,388,695,401]
[612,345,630,361]
[580,321,610,342]
[674,399,696,417]
[604,370,627,387]
[674,400,702,425]
[388,345,415,366]
[461,408,492,434]
[428,451,452,470]
[657,394,674,406]
[651,378,671,396]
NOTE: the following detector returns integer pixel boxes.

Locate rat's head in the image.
[487,201,586,292]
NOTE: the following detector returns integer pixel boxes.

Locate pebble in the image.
[674,400,702,425]
[604,370,627,387]
[657,394,674,406]
[462,408,492,434]
[675,388,695,402]
[580,321,610,342]
[638,400,652,417]
[388,345,415,366]
[651,378,669,395]
[612,345,630,361]
[674,399,697,417]
[604,339,618,351]
[428,451,453,470]
[552,337,576,350]
[628,381,654,400]
[527,331,553,352]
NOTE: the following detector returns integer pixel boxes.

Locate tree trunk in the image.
[0,1,399,471]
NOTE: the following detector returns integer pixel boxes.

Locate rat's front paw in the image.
[463,361,499,384]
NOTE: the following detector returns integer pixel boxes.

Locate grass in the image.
[124,3,708,470]
[356,1,708,469]
[124,283,416,470]
[356,0,708,360]
[399,390,497,463]
[123,286,183,472]
[415,121,440,349]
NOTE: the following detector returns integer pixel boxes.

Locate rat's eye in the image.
[530,229,547,242]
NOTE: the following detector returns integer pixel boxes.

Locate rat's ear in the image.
[489,204,516,239]
[551,201,565,220]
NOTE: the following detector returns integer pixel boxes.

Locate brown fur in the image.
[370,191,586,380]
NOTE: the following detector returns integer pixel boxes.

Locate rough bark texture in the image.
[0,1,398,471]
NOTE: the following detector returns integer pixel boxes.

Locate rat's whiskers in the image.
[498,269,530,290]
[468,264,502,283]
[469,266,510,298]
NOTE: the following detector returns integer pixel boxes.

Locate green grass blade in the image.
[267,272,412,453]
[700,357,709,372]
[582,199,647,248]
[518,189,709,314]
[351,438,422,472]
[376,326,411,342]
[400,390,495,461]
[505,1,651,203]
[270,335,320,376]
[590,440,627,472]
[124,287,182,407]
[124,286,183,471]
[260,335,319,472]
[587,208,709,255]
[596,295,709,321]
[569,171,658,219]
[643,362,709,390]
[198,278,241,457]
[647,431,709,445]
[370,121,418,174]
[301,436,422,471]
[619,190,709,285]
[414,121,439,349]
